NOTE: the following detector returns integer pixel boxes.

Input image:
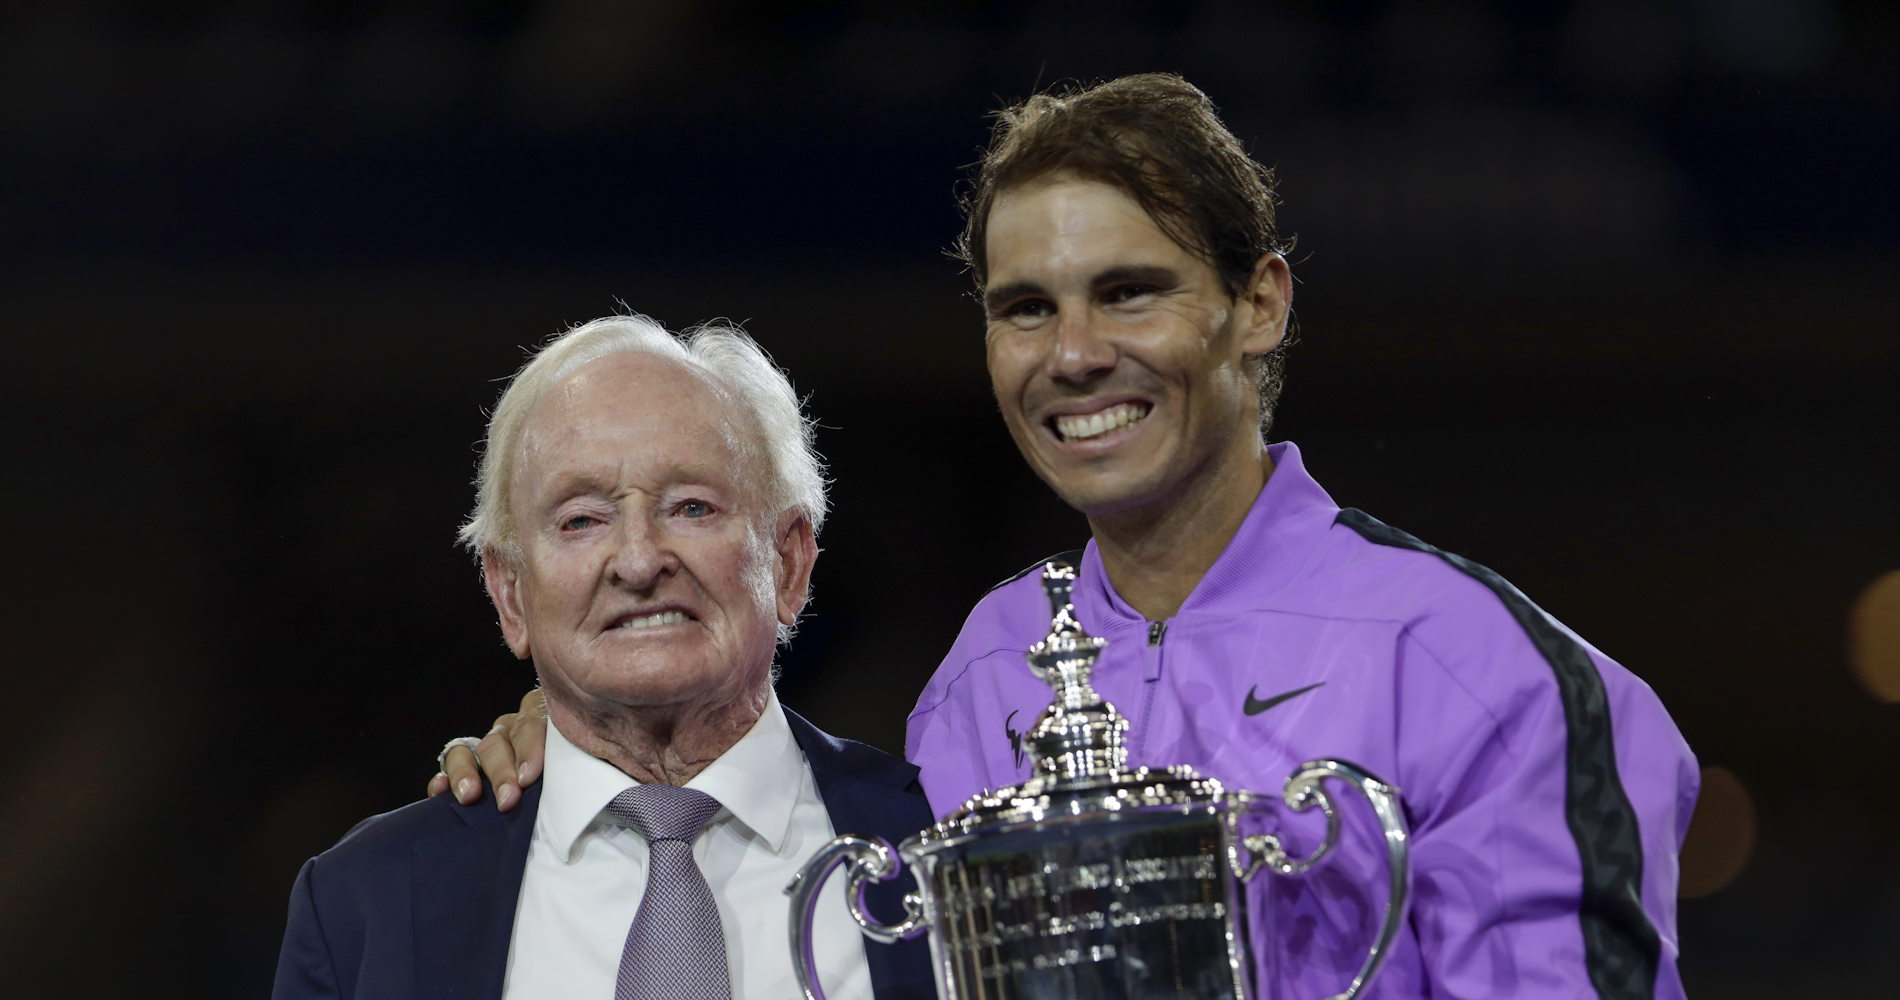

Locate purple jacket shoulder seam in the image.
[911,645,1031,718]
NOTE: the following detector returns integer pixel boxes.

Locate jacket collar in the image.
[1076,440,1340,631]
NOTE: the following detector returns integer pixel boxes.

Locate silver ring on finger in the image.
[436,735,485,775]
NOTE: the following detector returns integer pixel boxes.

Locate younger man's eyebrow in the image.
[983,280,1045,313]
[1091,265,1178,290]
[983,265,1181,314]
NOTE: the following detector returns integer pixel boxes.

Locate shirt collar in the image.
[681,688,802,853]
[537,688,804,864]
[1076,440,1340,628]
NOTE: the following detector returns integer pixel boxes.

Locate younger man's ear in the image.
[1237,252,1293,356]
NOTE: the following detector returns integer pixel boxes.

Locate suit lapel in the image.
[413,781,541,1000]
[784,707,938,1000]
[784,706,934,844]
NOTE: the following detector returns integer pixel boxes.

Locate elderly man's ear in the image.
[482,550,533,659]
[774,512,819,627]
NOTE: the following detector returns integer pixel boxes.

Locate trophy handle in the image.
[1231,759,1411,1000]
[783,834,927,1000]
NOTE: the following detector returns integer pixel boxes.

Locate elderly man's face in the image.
[483,353,812,719]
[981,175,1289,518]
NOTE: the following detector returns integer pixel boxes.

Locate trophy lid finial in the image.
[1023,561,1127,782]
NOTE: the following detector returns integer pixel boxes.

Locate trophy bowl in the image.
[787,563,1408,1000]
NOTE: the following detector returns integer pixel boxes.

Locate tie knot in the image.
[605,784,723,843]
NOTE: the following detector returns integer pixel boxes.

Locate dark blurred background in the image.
[4,1,1897,995]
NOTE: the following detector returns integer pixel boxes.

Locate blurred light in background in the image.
[1849,570,1900,703]
[1680,765,1757,899]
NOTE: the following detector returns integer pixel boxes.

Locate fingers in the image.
[476,725,523,812]
[427,771,450,798]
[443,744,485,805]
[509,690,549,788]
[443,689,549,814]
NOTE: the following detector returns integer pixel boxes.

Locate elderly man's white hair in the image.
[458,315,828,615]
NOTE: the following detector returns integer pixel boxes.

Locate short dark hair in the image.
[954,73,1298,434]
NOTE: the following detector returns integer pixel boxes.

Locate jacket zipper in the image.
[1134,619,1167,761]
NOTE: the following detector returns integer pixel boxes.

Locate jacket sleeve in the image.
[272,857,343,1000]
[905,643,1022,816]
[1394,625,1695,1000]
[905,585,1057,817]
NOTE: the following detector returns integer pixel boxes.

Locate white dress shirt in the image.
[501,690,875,999]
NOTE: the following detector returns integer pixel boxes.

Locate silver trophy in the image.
[787,562,1411,999]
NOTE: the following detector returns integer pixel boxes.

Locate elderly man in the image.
[440,75,1697,999]
[273,316,934,999]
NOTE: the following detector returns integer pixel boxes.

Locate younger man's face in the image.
[981,174,1289,520]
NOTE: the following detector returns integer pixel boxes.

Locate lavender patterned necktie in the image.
[605,784,731,1000]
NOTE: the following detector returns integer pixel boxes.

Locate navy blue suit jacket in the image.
[272,708,937,999]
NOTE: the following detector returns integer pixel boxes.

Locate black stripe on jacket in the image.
[1336,507,1658,1000]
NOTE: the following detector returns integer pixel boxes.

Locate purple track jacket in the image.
[906,442,1697,999]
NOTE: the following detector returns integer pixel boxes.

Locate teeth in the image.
[1054,402,1150,442]
[618,610,687,630]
